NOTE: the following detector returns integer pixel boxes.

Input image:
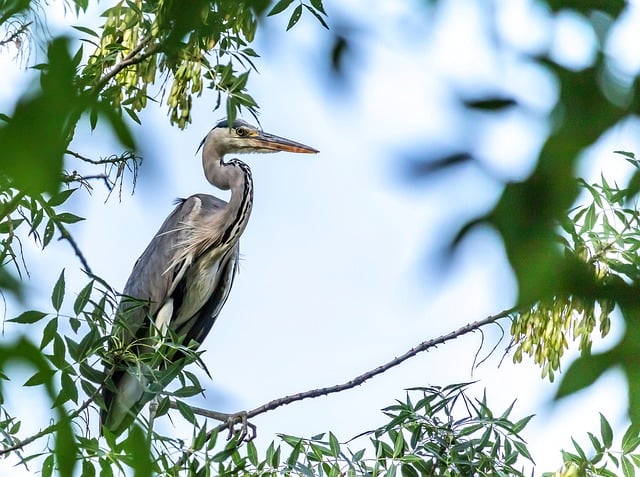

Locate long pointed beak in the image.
[251,131,319,154]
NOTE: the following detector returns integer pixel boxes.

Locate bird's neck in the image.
[205,157,254,246]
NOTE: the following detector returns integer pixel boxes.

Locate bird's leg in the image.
[205,410,256,442]
[225,411,256,442]
[148,395,159,440]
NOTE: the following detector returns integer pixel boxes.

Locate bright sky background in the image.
[4,0,640,475]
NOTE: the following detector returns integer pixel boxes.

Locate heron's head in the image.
[199,119,318,158]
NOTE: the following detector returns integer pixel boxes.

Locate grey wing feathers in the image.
[115,194,229,343]
[102,193,236,435]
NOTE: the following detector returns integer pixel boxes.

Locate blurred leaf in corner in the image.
[545,0,625,16]
[404,152,473,180]
[0,0,31,24]
[331,34,348,76]
[325,26,361,93]
[0,37,80,194]
[463,97,518,111]
[125,424,152,477]
[556,306,640,426]
[0,267,22,299]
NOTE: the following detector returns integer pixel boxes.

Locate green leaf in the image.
[55,212,85,224]
[175,400,197,425]
[600,413,614,448]
[571,437,587,460]
[513,440,533,461]
[77,328,100,361]
[401,464,419,477]
[58,373,79,405]
[0,38,77,194]
[226,97,236,129]
[512,414,534,434]
[587,432,603,453]
[169,385,202,398]
[286,440,302,466]
[0,218,24,234]
[48,335,67,370]
[52,269,66,311]
[73,280,93,315]
[268,0,294,16]
[24,369,56,386]
[247,440,258,466]
[79,362,104,383]
[69,317,81,333]
[43,219,55,247]
[192,424,208,452]
[42,454,54,477]
[230,72,250,92]
[89,107,98,130]
[47,188,76,207]
[71,25,99,38]
[556,353,612,400]
[9,310,47,324]
[126,424,152,477]
[81,461,95,477]
[303,4,329,29]
[393,430,404,458]
[463,97,517,111]
[286,4,303,30]
[98,101,135,149]
[310,0,326,15]
[328,432,340,457]
[622,425,640,453]
[615,150,636,159]
[622,455,635,477]
[41,317,59,349]
[154,397,170,418]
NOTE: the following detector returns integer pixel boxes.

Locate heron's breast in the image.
[172,247,229,327]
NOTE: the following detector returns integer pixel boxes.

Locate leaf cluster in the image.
[509,159,640,382]
[178,383,534,477]
[80,0,327,129]
[546,414,640,477]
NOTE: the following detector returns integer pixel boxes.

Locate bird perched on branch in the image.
[101,119,318,436]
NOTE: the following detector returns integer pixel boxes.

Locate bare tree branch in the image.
[93,35,159,94]
[56,222,92,275]
[0,22,31,49]
[65,150,131,166]
[242,309,514,419]
[175,308,516,466]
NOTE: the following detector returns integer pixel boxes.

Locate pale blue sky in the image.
[4,0,640,474]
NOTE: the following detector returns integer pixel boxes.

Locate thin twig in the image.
[65,150,130,166]
[0,384,103,456]
[62,173,112,191]
[56,223,92,274]
[93,35,158,94]
[240,309,514,420]
[0,22,31,49]
[176,308,516,466]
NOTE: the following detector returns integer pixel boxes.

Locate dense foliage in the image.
[1,0,640,476]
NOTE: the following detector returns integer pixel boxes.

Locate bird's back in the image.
[102,193,240,434]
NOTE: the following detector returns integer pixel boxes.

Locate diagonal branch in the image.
[240,308,513,420]
[176,308,516,466]
[92,35,159,94]
[56,222,92,274]
[0,382,104,456]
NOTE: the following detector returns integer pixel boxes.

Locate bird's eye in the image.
[235,127,247,137]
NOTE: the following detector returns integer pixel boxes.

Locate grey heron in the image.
[101,119,318,436]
